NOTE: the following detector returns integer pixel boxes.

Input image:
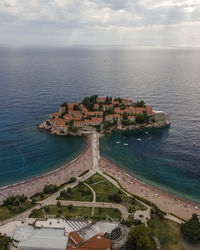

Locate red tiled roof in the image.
[69,232,83,245]
[67,233,110,250]
[51,111,62,116]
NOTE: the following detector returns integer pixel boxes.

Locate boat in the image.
[136,138,142,141]
[146,131,148,134]
[123,143,128,146]
[193,142,196,146]
[116,141,120,144]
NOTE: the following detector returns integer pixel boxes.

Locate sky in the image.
[0,0,200,47]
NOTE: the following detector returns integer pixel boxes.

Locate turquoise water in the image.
[0,47,200,203]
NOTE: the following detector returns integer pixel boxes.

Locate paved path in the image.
[84,183,96,216]
[153,237,161,250]
[165,213,185,224]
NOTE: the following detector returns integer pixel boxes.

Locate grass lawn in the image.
[94,207,121,220]
[148,215,185,250]
[0,201,33,221]
[30,205,92,219]
[0,206,16,221]
[85,173,127,203]
[57,184,93,202]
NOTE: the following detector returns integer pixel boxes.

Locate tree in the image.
[135,100,145,107]
[61,102,68,113]
[126,224,154,250]
[43,184,58,194]
[57,201,61,207]
[181,214,200,241]
[0,235,11,250]
[108,193,122,203]
[105,96,112,105]
[73,104,81,111]
[122,112,128,120]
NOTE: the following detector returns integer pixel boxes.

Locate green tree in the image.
[135,100,145,107]
[57,201,61,207]
[181,214,200,241]
[61,102,68,113]
[0,235,11,250]
[122,112,128,120]
[126,224,154,250]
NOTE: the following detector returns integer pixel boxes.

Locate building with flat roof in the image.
[13,226,68,250]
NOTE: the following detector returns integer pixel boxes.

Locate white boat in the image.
[116,141,120,144]
[123,143,128,146]
[136,138,142,141]
[146,131,148,134]
[193,142,196,146]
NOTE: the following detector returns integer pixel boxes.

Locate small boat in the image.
[136,138,142,141]
[148,137,152,139]
[116,141,120,144]
[123,143,128,146]
[146,131,148,134]
[193,142,196,146]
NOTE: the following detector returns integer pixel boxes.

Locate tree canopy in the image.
[135,100,145,107]
[181,214,200,241]
[126,224,154,250]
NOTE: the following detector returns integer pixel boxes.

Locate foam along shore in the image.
[99,158,200,221]
[0,135,93,206]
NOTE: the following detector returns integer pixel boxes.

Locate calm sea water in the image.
[0,47,200,203]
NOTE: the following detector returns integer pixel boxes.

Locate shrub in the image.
[0,235,11,250]
[68,177,76,184]
[43,184,58,194]
[108,193,122,203]
[56,201,61,207]
[181,214,200,241]
[126,224,154,250]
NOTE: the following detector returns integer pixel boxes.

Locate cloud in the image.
[0,0,200,46]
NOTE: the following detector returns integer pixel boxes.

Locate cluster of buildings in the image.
[12,219,123,250]
[48,97,155,134]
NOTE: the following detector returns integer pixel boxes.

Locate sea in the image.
[0,47,200,203]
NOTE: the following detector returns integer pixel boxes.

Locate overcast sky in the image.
[0,0,200,46]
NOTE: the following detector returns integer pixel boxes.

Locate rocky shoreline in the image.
[38,120,170,137]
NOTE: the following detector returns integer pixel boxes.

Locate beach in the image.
[100,157,200,221]
[0,135,92,205]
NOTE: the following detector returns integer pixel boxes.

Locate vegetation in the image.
[30,205,92,219]
[94,207,121,220]
[2,195,32,214]
[148,214,185,250]
[81,95,98,110]
[135,100,145,107]
[60,102,68,113]
[181,213,200,241]
[126,224,155,250]
[0,235,11,250]
[103,121,116,130]
[121,119,135,126]
[135,112,149,124]
[58,182,93,202]
[29,208,44,218]
[43,184,58,194]
[85,173,127,203]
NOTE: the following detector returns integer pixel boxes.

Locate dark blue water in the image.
[0,48,200,203]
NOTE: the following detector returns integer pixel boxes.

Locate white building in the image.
[13,225,68,250]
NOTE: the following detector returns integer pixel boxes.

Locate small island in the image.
[38,95,171,136]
